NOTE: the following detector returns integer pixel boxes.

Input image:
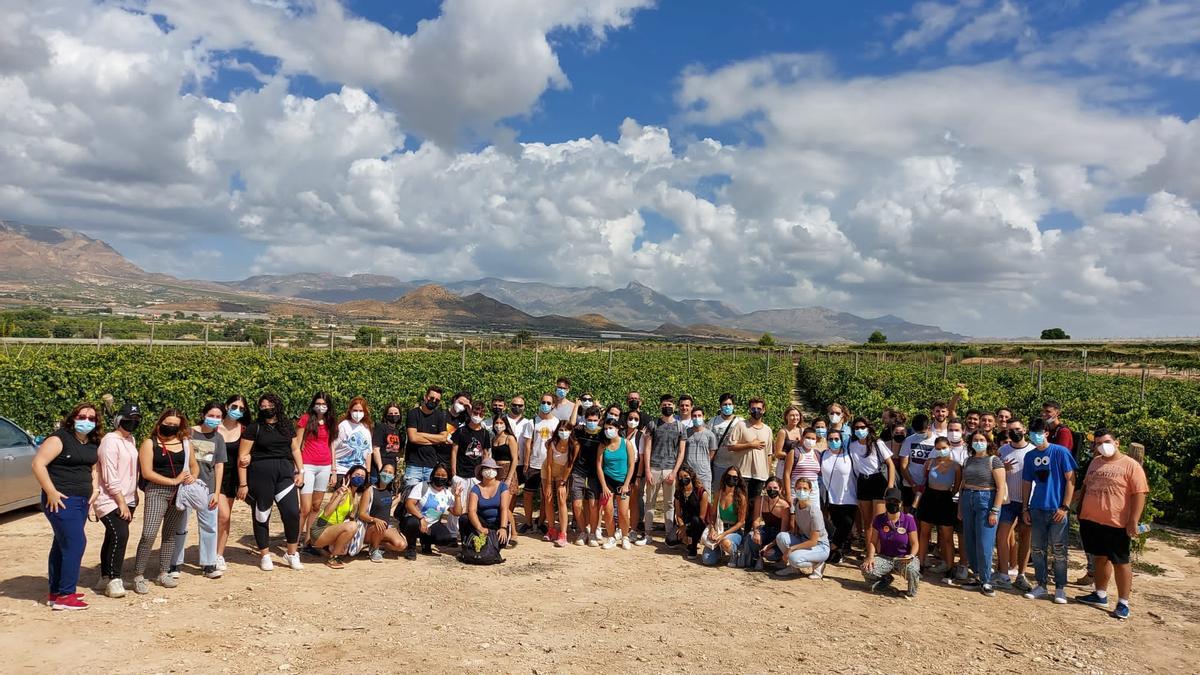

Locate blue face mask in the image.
[555,387,568,398]
[74,419,96,435]
[828,439,843,450]
[816,427,827,438]
[203,416,222,429]
[378,473,394,486]
[937,448,951,458]
[721,404,734,416]
[539,403,553,415]
[585,421,599,432]
[228,408,244,420]
[971,441,988,453]
[693,417,704,427]
[795,490,811,502]
[1030,431,1046,446]
[854,428,868,440]
[349,475,366,488]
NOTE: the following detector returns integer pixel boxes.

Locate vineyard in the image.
[795,355,1200,523]
[0,344,793,434]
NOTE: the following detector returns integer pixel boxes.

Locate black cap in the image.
[884,487,903,503]
[117,403,142,418]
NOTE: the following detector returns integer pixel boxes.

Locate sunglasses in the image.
[75,415,98,422]
[541,400,553,405]
[229,404,244,410]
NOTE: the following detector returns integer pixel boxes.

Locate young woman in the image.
[237,394,304,572]
[545,419,573,546]
[489,413,520,544]
[862,487,920,597]
[702,467,747,567]
[775,477,831,579]
[460,458,512,553]
[170,402,228,580]
[914,437,961,583]
[672,465,708,559]
[94,403,140,599]
[215,394,246,571]
[624,409,647,546]
[295,392,338,553]
[820,429,857,564]
[848,417,896,535]
[827,403,852,439]
[783,427,822,501]
[773,406,804,493]
[32,402,102,610]
[310,464,369,569]
[334,397,375,483]
[597,416,635,550]
[133,409,199,594]
[745,475,790,569]
[372,402,406,477]
[812,418,830,452]
[959,431,1007,596]
[401,462,464,558]
[359,464,407,562]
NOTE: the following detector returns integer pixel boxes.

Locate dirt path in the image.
[1,502,1197,674]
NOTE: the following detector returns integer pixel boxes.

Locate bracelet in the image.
[989,507,1000,514]
[238,484,247,488]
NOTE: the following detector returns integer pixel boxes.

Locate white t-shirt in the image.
[848,439,892,476]
[407,483,456,522]
[998,442,1031,504]
[950,445,969,466]
[552,400,575,424]
[899,432,937,487]
[334,420,373,474]
[820,449,857,505]
[505,415,532,451]
[528,416,558,470]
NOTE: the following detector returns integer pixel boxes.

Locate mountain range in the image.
[0,220,966,343]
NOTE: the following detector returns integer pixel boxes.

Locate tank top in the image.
[601,438,629,481]
[718,492,737,523]
[151,437,186,478]
[927,461,957,491]
[551,438,569,466]
[774,433,801,479]
[369,486,394,521]
[491,434,513,462]
[679,487,704,520]
[790,447,821,483]
[47,428,99,497]
[762,498,786,530]
[326,492,355,525]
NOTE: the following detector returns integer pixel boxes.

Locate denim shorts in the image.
[999,502,1023,524]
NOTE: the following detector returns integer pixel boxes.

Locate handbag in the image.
[460,528,504,565]
[347,521,367,556]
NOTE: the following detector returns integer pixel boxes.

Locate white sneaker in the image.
[105,577,126,599]
[621,537,632,551]
[587,536,599,548]
[259,554,274,571]
[574,534,587,546]
[634,534,649,546]
[284,552,304,570]
[1024,586,1048,600]
[1053,589,1068,605]
[215,555,227,572]
[809,562,826,579]
[601,537,617,550]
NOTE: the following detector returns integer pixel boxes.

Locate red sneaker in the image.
[46,593,59,607]
[543,528,557,542]
[52,594,89,611]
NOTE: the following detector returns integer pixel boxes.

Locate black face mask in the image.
[885,502,900,514]
[1008,429,1024,443]
[724,475,740,488]
[491,406,504,416]
[258,408,277,423]
[118,418,141,433]
[765,488,780,498]
[426,398,440,409]
[158,424,180,437]
[661,406,674,417]
[386,414,402,424]
[678,477,691,486]
[626,399,640,411]
[510,405,524,414]
[749,409,764,419]
[431,476,450,488]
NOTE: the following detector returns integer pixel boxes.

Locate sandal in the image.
[325,556,345,569]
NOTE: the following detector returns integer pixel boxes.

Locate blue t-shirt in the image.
[1021,443,1077,511]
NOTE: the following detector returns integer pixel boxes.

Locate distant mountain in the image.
[236,273,419,303]
[0,220,152,282]
[720,307,965,343]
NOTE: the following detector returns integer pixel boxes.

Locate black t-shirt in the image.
[405,406,449,469]
[47,428,99,497]
[243,421,295,461]
[452,425,491,478]
[372,422,405,466]
[573,427,604,475]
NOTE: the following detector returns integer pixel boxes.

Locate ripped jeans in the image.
[1029,508,1069,590]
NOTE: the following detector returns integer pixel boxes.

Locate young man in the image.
[682,406,716,497]
[570,408,604,545]
[963,409,982,435]
[1073,430,1148,620]
[995,418,1033,591]
[448,402,491,538]
[898,413,936,515]
[404,386,451,487]
[676,395,694,427]
[520,393,557,533]
[709,393,740,494]
[930,401,952,436]
[728,397,772,509]
[551,377,575,424]
[643,395,685,544]
[1020,418,1077,604]
[484,395,507,433]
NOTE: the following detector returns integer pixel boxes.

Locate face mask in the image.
[802,438,817,450]
[313,404,328,415]
[829,439,843,451]
[661,406,674,417]
[693,417,704,428]
[815,427,827,438]
[159,423,180,437]
[606,414,619,422]
[431,475,450,488]
[936,448,951,458]
[258,408,275,423]
[720,404,734,416]
[386,413,402,424]
[1097,442,1117,458]
[425,398,440,409]
[1008,429,1024,443]
[491,407,504,417]
[378,473,394,485]
[555,387,568,398]
[451,402,465,415]
[118,418,141,433]
[74,419,96,435]
[724,475,739,488]
[829,413,842,424]
[765,488,780,498]
[510,405,524,414]
[228,408,244,421]
[351,411,365,423]
[627,419,639,429]
[495,424,506,435]
[557,430,571,440]
[481,468,497,481]
[947,431,962,443]
[749,409,764,419]
[581,399,593,408]
[627,399,641,411]
[795,490,811,502]
[972,441,988,453]
[585,421,599,432]
[1030,431,1046,446]
[203,416,222,429]
[349,475,366,489]
[539,403,552,415]
[854,428,868,440]
[604,427,618,439]
[885,502,900,514]
[470,415,484,425]
[678,477,692,486]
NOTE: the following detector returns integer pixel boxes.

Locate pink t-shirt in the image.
[297,414,332,464]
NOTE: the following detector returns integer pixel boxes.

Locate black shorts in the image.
[1080,518,1132,565]
[856,472,888,502]
[603,474,629,495]
[220,462,239,499]
[900,485,916,510]
[523,469,542,493]
[917,488,957,528]
[745,478,765,502]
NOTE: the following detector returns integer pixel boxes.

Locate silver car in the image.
[0,417,41,514]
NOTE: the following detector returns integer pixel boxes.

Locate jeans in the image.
[404,465,434,488]
[775,531,831,568]
[643,469,676,538]
[701,531,743,566]
[1029,508,1069,589]
[172,501,218,568]
[961,489,998,581]
[43,494,89,595]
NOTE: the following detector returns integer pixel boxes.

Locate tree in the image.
[758,333,776,347]
[1040,327,1070,340]
[867,330,887,344]
[356,325,383,346]
[51,323,74,339]
[512,329,533,346]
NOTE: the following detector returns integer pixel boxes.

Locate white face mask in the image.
[350,411,364,423]
[452,402,465,414]
[802,438,817,450]
[829,413,842,424]
[557,430,571,440]
[313,404,328,415]
[947,431,962,443]
[470,415,484,425]
[480,468,497,480]
[495,425,506,435]
[627,419,639,429]
[1097,442,1117,458]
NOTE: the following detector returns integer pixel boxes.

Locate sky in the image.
[1,0,1198,338]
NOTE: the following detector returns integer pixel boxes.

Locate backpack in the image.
[460,529,504,565]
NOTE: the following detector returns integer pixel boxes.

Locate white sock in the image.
[1118,598,1129,606]
[1094,588,1107,599]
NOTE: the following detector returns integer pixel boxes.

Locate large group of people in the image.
[30,377,1147,621]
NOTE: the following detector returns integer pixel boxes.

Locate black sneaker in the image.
[870,574,895,593]
[828,550,843,565]
[517,523,531,535]
[665,537,680,549]
[301,544,323,558]
[981,583,996,597]
[961,577,983,591]
[404,548,417,560]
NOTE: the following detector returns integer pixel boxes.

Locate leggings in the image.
[134,484,183,578]
[401,515,456,550]
[682,516,705,555]
[248,457,301,550]
[99,505,135,579]
[826,503,858,553]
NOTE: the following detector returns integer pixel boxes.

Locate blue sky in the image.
[2,0,1199,337]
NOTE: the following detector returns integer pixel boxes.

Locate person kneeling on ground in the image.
[774,477,830,579]
[459,458,511,562]
[359,463,408,562]
[672,465,708,559]
[701,467,747,566]
[401,462,464,559]
[862,487,920,598]
[310,464,369,569]
[745,476,789,570]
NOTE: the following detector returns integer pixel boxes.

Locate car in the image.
[0,416,42,514]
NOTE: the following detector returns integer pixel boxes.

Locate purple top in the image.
[872,512,917,558]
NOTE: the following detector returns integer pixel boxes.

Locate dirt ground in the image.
[1,504,1198,675]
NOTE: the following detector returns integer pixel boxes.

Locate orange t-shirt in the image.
[1079,454,1149,528]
